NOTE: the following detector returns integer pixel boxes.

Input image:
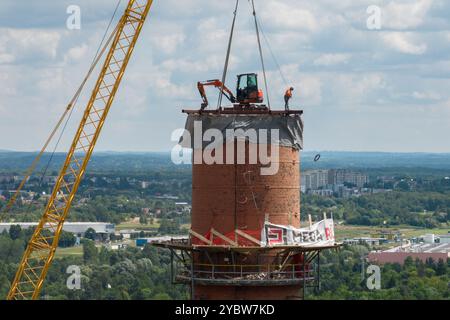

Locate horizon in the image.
[2,149,450,155]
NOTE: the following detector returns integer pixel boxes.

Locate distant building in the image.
[0,222,115,237]
[438,234,450,244]
[118,229,141,239]
[328,169,368,188]
[175,202,191,214]
[14,176,26,182]
[378,176,395,183]
[136,236,188,247]
[301,170,329,190]
[368,243,450,264]
[40,176,58,184]
[155,194,179,200]
[302,169,369,194]
[372,188,392,194]
[109,243,128,250]
[309,189,334,197]
[421,234,436,244]
[344,237,389,246]
[0,175,14,183]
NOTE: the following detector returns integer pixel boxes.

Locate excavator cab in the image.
[236,73,264,105]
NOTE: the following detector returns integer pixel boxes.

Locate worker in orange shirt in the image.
[284,87,294,111]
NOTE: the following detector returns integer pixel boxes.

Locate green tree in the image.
[83,240,98,263]
[153,293,170,300]
[8,225,22,240]
[158,218,180,235]
[58,231,76,248]
[84,228,97,241]
[99,246,111,264]
[436,259,447,276]
[139,216,148,225]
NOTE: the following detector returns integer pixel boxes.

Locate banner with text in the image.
[261,219,335,247]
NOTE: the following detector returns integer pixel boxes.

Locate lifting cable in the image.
[3,0,122,214]
[217,0,240,109]
[257,16,289,88]
[250,0,271,110]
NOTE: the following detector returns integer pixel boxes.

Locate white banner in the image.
[261,219,335,247]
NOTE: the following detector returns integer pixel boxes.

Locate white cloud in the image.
[267,64,323,106]
[332,73,386,107]
[0,53,14,64]
[195,18,229,53]
[298,75,323,106]
[0,70,16,96]
[260,2,318,31]
[161,56,222,73]
[383,0,433,30]
[64,44,89,63]
[0,28,61,61]
[36,68,66,93]
[412,91,441,100]
[382,32,427,55]
[313,53,351,66]
[150,32,186,55]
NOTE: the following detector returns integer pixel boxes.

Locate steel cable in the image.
[250,0,271,109]
[217,0,240,109]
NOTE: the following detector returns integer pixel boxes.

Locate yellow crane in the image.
[7,0,154,300]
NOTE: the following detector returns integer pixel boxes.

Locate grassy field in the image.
[116,219,160,231]
[335,225,375,239]
[335,224,450,240]
[399,227,450,238]
[54,246,83,258]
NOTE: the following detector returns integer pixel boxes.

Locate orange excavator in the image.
[198,73,264,110]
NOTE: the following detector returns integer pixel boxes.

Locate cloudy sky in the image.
[0,0,449,153]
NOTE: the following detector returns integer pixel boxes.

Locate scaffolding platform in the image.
[152,238,341,253]
[152,238,341,292]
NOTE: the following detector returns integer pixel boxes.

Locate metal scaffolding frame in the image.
[154,239,340,299]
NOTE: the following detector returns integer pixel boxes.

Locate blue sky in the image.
[0,0,449,152]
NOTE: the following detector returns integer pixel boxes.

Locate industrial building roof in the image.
[384,243,450,253]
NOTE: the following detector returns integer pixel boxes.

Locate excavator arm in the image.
[7,0,154,300]
[197,79,237,110]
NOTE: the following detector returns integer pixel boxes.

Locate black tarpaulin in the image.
[181,113,304,150]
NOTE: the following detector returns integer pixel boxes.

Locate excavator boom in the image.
[197,79,237,110]
[7,0,154,300]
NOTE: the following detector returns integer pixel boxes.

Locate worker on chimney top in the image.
[284,87,294,111]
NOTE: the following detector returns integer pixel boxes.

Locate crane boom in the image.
[7,0,154,300]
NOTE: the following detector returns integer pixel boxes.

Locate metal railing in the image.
[176,263,315,284]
